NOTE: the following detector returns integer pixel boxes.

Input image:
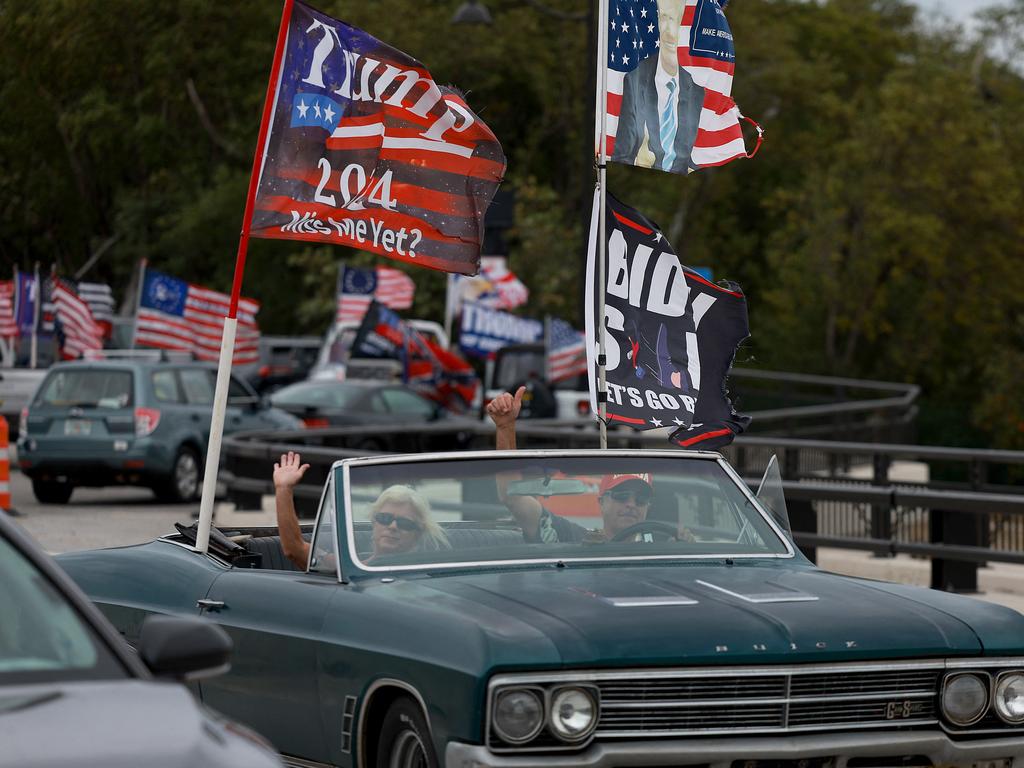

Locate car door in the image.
[197,478,341,762]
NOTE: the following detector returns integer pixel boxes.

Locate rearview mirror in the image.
[507,478,589,497]
[137,615,232,681]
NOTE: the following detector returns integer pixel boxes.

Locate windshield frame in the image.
[336,449,796,574]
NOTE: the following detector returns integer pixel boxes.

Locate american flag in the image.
[0,281,17,338]
[603,0,754,171]
[78,281,115,338]
[49,277,104,359]
[135,268,260,365]
[547,316,588,383]
[336,265,415,325]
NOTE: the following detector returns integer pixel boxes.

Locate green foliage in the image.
[2,0,1024,445]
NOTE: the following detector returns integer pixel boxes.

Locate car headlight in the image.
[942,673,989,726]
[549,686,598,742]
[994,673,1024,723]
[493,688,544,743]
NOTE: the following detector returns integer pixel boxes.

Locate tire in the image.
[31,478,73,504]
[375,697,438,768]
[157,446,201,503]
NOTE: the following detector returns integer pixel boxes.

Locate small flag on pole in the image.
[49,277,104,359]
[336,265,415,325]
[546,316,588,382]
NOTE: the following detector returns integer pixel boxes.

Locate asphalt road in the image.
[7,469,197,554]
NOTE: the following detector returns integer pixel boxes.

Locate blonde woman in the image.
[274,452,447,569]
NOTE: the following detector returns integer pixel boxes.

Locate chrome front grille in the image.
[594,663,943,738]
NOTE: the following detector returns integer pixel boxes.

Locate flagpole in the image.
[196,0,294,555]
[595,0,610,449]
[129,259,147,350]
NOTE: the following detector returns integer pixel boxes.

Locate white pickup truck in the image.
[310,319,449,381]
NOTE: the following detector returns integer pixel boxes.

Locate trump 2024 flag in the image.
[249,0,506,275]
[585,190,751,449]
[602,0,759,174]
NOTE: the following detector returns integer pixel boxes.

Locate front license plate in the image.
[64,419,92,436]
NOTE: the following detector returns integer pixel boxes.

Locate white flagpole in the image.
[30,262,39,369]
[129,259,147,350]
[595,0,610,449]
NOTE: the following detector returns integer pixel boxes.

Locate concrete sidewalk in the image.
[817,547,1024,614]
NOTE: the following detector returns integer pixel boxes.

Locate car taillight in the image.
[134,407,161,437]
[577,399,591,416]
[19,407,28,440]
[258,365,271,378]
[302,417,329,428]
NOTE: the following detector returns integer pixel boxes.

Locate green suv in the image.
[17,358,302,503]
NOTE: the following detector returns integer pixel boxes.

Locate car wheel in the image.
[158,447,201,503]
[375,696,438,768]
[31,478,73,504]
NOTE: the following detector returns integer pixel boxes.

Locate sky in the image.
[914,0,999,26]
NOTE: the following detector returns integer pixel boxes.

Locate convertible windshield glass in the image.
[345,455,790,570]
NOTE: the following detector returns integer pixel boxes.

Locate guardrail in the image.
[221,420,1024,593]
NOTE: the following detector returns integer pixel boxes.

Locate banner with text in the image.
[585,190,750,449]
[249,0,506,275]
[459,302,543,358]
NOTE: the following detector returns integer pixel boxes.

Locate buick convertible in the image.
[58,449,1024,768]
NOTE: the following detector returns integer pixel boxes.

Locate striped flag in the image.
[49,277,104,359]
[135,268,260,365]
[546,316,588,383]
[0,281,17,338]
[336,265,415,325]
[78,281,115,338]
[603,0,760,173]
[248,0,505,275]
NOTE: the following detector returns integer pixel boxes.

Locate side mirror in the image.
[137,615,232,681]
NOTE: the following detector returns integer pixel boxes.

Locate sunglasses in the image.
[373,511,423,533]
[606,489,652,505]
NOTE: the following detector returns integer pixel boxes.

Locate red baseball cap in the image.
[598,473,654,496]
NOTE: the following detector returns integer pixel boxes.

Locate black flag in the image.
[585,191,750,450]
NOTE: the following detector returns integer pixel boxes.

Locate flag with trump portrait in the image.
[248,0,506,275]
[602,0,760,174]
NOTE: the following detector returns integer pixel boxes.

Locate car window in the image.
[0,535,127,684]
[273,383,362,408]
[494,350,544,389]
[345,456,791,571]
[179,369,214,405]
[309,476,337,576]
[381,388,435,418]
[368,392,389,413]
[227,376,255,404]
[35,370,133,409]
[151,370,182,404]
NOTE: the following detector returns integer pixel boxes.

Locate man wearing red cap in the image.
[487,387,690,543]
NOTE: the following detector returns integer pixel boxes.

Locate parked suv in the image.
[17,357,302,503]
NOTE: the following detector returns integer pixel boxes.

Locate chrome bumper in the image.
[446,731,1023,768]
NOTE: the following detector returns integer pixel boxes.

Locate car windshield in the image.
[35,370,133,409]
[343,453,791,571]
[0,534,127,684]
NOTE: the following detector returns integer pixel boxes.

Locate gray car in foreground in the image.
[0,511,282,768]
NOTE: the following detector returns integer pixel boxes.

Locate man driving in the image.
[487,386,694,544]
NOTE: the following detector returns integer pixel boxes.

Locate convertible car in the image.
[58,449,1024,768]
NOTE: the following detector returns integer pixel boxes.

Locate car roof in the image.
[0,510,150,679]
[47,359,219,372]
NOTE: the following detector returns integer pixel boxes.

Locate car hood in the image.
[0,680,278,768]
[394,561,1024,669]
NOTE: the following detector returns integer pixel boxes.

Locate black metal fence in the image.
[221,421,1024,594]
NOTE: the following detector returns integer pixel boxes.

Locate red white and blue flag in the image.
[336,265,414,324]
[602,0,760,173]
[0,281,17,338]
[546,316,588,383]
[49,277,104,359]
[135,268,260,365]
[248,0,506,275]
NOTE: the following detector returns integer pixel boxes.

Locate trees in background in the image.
[2,0,1023,445]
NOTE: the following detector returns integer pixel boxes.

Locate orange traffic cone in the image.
[0,416,14,516]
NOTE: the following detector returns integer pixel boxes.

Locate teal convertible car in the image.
[58,450,1024,768]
